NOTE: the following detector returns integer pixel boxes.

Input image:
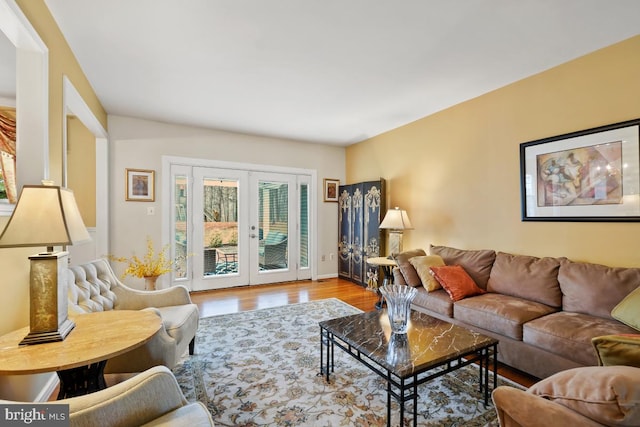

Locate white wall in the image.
[108,115,345,288]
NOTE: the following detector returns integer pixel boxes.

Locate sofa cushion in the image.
[592,334,640,368]
[523,311,639,366]
[157,305,200,347]
[558,259,640,319]
[611,286,640,331]
[454,293,558,340]
[430,265,485,301]
[487,252,562,308]
[528,366,640,427]
[409,255,445,291]
[412,288,453,318]
[429,245,496,289]
[393,249,427,287]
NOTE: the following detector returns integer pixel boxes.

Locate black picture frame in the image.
[520,118,640,222]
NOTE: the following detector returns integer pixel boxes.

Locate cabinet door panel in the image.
[363,180,385,285]
[338,184,352,279]
[351,183,365,284]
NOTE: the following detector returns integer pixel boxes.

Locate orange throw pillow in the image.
[430,265,485,301]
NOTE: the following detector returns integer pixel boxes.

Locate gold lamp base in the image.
[20,251,76,346]
[20,318,75,345]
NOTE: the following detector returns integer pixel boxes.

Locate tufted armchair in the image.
[67,258,199,374]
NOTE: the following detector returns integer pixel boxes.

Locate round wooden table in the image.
[0,310,162,399]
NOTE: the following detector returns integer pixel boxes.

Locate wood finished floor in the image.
[191,277,539,388]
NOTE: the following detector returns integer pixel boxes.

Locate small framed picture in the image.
[126,169,155,202]
[324,178,339,202]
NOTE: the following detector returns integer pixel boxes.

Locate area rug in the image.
[173,298,517,426]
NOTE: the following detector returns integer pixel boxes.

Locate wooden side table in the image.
[366,256,397,309]
[0,310,161,399]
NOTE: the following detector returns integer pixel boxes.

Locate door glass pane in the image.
[203,178,239,276]
[299,183,309,268]
[258,181,288,271]
[174,176,188,279]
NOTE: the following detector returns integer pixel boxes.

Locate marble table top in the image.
[320,309,498,378]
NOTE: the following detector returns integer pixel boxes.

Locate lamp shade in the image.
[379,207,413,231]
[0,184,91,249]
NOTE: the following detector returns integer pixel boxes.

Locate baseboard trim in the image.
[316,273,338,280]
[35,373,59,402]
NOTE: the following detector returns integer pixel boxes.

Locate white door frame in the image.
[161,155,318,288]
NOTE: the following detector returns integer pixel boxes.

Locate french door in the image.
[171,164,311,290]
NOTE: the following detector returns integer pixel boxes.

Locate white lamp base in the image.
[388,231,404,256]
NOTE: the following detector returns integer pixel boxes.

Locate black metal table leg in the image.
[56,360,107,399]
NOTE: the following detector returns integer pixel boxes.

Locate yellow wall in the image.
[347,35,640,267]
[0,0,106,402]
[0,1,106,336]
[67,116,96,226]
[16,0,107,186]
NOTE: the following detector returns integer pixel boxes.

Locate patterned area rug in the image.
[173,298,515,426]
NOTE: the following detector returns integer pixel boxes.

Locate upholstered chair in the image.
[1,366,214,426]
[67,258,199,373]
[492,366,640,427]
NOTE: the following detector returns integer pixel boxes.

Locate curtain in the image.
[0,107,17,203]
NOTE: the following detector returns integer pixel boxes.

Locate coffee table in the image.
[319,309,498,427]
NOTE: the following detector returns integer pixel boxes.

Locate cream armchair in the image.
[67,258,199,373]
[2,366,214,426]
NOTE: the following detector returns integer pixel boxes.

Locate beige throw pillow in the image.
[612,286,640,331]
[409,255,445,291]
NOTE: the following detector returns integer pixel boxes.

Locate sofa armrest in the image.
[392,267,407,285]
[492,386,603,427]
[68,366,190,427]
[114,285,193,310]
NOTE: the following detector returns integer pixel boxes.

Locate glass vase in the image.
[379,284,417,334]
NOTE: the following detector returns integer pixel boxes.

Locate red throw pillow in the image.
[430,265,485,301]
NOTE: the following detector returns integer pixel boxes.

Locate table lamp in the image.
[0,183,91,345]
[379,207,413,256]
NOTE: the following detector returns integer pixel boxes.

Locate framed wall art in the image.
[323,178,339,202]
[126,168,155,202]
[520,118,640,222]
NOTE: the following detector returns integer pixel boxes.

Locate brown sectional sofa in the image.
[393,245,639,379]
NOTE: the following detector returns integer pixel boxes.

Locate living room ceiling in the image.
[40,0,640,145]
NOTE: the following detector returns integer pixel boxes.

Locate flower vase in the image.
[144,275,159,291]
[379,284,417,334]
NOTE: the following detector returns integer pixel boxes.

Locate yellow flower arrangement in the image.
[110,237,173,278]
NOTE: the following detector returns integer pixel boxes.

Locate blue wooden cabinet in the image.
[338,179,386,286]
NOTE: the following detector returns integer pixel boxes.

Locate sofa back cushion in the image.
[559,259,640,319]
[68,260,118,314]
[487,252,562,308]
[429,245,496,289]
